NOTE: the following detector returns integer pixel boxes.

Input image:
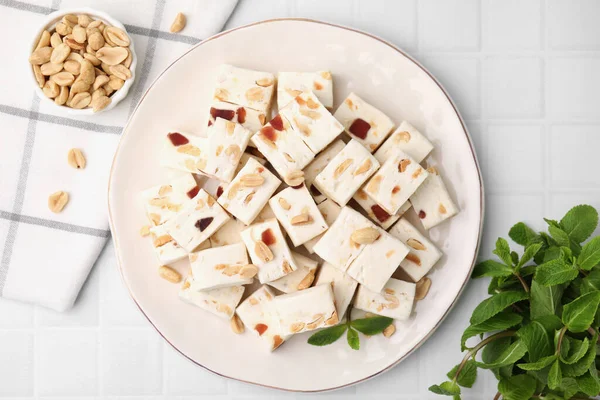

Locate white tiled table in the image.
[2,0,600,399]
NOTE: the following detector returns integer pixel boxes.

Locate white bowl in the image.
[29,7,137,116]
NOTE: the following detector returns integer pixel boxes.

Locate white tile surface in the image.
[4,1,600,399]
[37,330,98,396]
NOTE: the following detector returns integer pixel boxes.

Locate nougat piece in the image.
[235,285,287,351]
[365,149,429,215]
[277,71,333,109]
[189,243,253,291]
[269,185,328,246]
[217,157,280,225]
[374,121,434,164]
[141,173,199,226]
[240,218,298,283]
[334,93,394,152]
[201,153,267,199]
[208,101,266,133]
[179,280,245,320]
[160,131,209,175]
[213,64,275,113]
[303,139,346,204]
[314,262,358,318]
[313,139,379,206]
[313,206,372,271]
[353,188,411,230]
[163,189,230,252]
[345,226,409,293]
[304,199,342,254]
[203,118,253,183]
[251,114,315,184]
[268,251,319,294]
[275,284,339,335]
[209,218,246,247]
[354,279,416,321]
[279,91,344,154]
[410,167,458,230]
[149,224,189,264]
[254,203,277,224]
[389,217,442,282]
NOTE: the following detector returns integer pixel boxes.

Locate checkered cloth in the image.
[0,0,238,311]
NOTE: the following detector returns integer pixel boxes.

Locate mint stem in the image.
[493,391,501,400]
[555,326,567,355]
[515,272,529,293]
[453,331,517,384]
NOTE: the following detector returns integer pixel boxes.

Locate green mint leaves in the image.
[430,204,600,399]
[307,311,393,350]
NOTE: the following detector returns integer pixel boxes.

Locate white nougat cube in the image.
[313,139,380,206]
[374,121,434,164]
[217,157,281,225]
[235,285,287,351]
[163,189,230,252]
[410,167,459,230]
[240,218,298,283]
[189,243,252,291]
[345,227,409,293]
[304,199,342,254]
[251,114,315,184]
[388,217,442,282]
[314,262,358,319]
[274,284,339,335]
[209,218,246,247]
[179,281,245,320]
[277,71,333,109]
[269,185,328,246]
[334,92,395,152]
[354,278,415,321]
[160,131,209,175]
[279,91,344,154]
[141,173,199,226]
[203,118,253,183]
[149,224,189,264]
[213,64,275,113]
[365,149,429,215]
[303,139,346,204]
[268,251,319,294]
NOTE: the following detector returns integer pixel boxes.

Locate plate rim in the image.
[107,17,485,393]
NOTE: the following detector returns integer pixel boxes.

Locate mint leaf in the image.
[561,204,599,244]
[509,222,540,246]
[562,291,600,332]
[517,243,542,268]
[561,337,589,364]
[530,280,564,320]
[494,238,513,266]
[578,236,600,270]
[498,374,536,400]
[534,259,578,286]
[518,320,553,361]
[347,327,359,350]
[307,324,347,346]
[469,291,529,326]
[477,339,527,369]
[549,225,571,247]
[446,359,477,388]
[577,367,600,396]
[429,381,460,396]
[548,360,562,390]
[482,336,512,364]
[562,333,598,377]
[350,315,393,335]
[580,268,600,295]
[559,377,579,399]
[472,260,513,278]
[517,354,557,371]
[461,311,522,350]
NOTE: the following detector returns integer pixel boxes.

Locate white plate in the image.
[107,18,484,392]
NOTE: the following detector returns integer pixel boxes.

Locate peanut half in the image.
[67,148,86,169]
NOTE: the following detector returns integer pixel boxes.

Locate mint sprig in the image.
[307,308,393,350]
[430,204,600,399]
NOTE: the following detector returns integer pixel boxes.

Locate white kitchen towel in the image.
[0,0,238,311]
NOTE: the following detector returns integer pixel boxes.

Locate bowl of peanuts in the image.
[28,8,137,115]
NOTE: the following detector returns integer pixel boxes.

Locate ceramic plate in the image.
[108,18,484,392]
